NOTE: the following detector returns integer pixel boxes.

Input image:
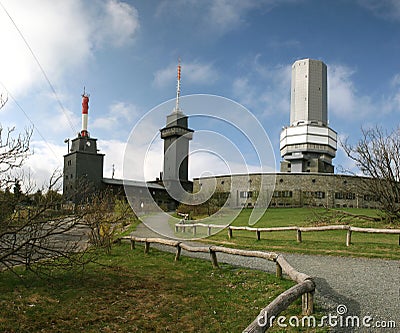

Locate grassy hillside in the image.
[204,208,400,260]
[0,243,327,333]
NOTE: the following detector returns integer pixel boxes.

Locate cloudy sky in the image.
[1,0,400,187]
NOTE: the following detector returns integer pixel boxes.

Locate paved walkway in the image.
[133,214,400,332]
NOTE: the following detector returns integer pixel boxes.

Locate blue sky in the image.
[1,0,400,187]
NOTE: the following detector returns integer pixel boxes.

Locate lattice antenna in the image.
[174,58,182,112]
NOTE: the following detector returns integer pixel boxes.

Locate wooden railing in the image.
[120,236,315,332]
[175,223,400,246]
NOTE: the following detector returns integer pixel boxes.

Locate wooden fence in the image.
[120,236,315,332]
[175,223,400,246]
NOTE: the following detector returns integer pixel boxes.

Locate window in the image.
[273,191,292,198]
[364,194,379,202]
[335,192,355,200]
[240,191,252,198]
[304,191,325,199]
[335,192,343,199]
[283,191,293,198]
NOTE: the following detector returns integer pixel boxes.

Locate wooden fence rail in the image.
[120,235,315,332]
[175,223,400,246]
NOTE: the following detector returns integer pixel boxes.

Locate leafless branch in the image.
[341,126,400,222]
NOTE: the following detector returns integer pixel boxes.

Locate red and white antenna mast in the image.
[174,58,182,113]
[81,87,90,137]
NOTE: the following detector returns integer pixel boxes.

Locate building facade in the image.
[63,134,104,202]
[193,173,380,209]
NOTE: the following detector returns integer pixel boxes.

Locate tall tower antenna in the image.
[81,87,90,137]
[174,58,182,113]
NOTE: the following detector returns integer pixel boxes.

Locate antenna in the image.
[174,58,181,113]
[81,88,90,137]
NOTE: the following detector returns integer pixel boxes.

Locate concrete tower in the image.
[160,61,194,194]
[63,92,104,202]
[280,59,337,173]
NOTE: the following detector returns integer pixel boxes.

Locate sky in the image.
[1,0,400,189]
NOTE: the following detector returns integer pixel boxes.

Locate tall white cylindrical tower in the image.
[280,58,337,174]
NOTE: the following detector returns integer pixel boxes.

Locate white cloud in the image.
[153,61,218,88]
[207,0,251,33]
[94,0,140,48]
[0,0,140,96]
[156,0,297,37]
[232,56,291,117]
[328,64,360,118]
[92,101,140,133]
[358,0,400,21]
[327,63,400,119]
[99,139,127,180]
[21,140,65,190]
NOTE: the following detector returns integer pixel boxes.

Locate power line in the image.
[0,82,62,163]
[0,1,77,134]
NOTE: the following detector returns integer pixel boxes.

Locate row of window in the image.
[273,191,293,198]
[304,191,326,199]
[270,191,380,202]
[334,192,356,200]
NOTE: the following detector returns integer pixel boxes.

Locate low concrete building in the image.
[194,173,379,209]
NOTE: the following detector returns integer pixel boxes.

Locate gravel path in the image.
[132,216,399,332]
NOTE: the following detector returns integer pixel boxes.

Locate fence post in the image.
[346,229,352,247]
[175,225,178,233]
[130,238,135,250]
[302,291,314,315]
[228,227,233,239]
[256,230,261,241]
[297,229,302,243]
[193,226,196,235]
[209,249,219,268]
[144,241,150,254]
[175,243,181,261]
[208,226,211,236]
[276,262,282,279]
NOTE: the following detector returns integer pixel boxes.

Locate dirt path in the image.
[133,216,399,332]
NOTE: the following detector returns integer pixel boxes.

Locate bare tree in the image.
[0,93,7,109]
[0,171,95,275]
[85,192,137,254]
[342,126,400,223]
[0,98,92,275]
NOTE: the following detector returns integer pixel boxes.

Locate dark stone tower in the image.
[63,93,104,202]
[160,61,194,197]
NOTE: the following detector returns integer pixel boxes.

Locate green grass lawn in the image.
[0,243,327,333]
[202,208,400,260]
